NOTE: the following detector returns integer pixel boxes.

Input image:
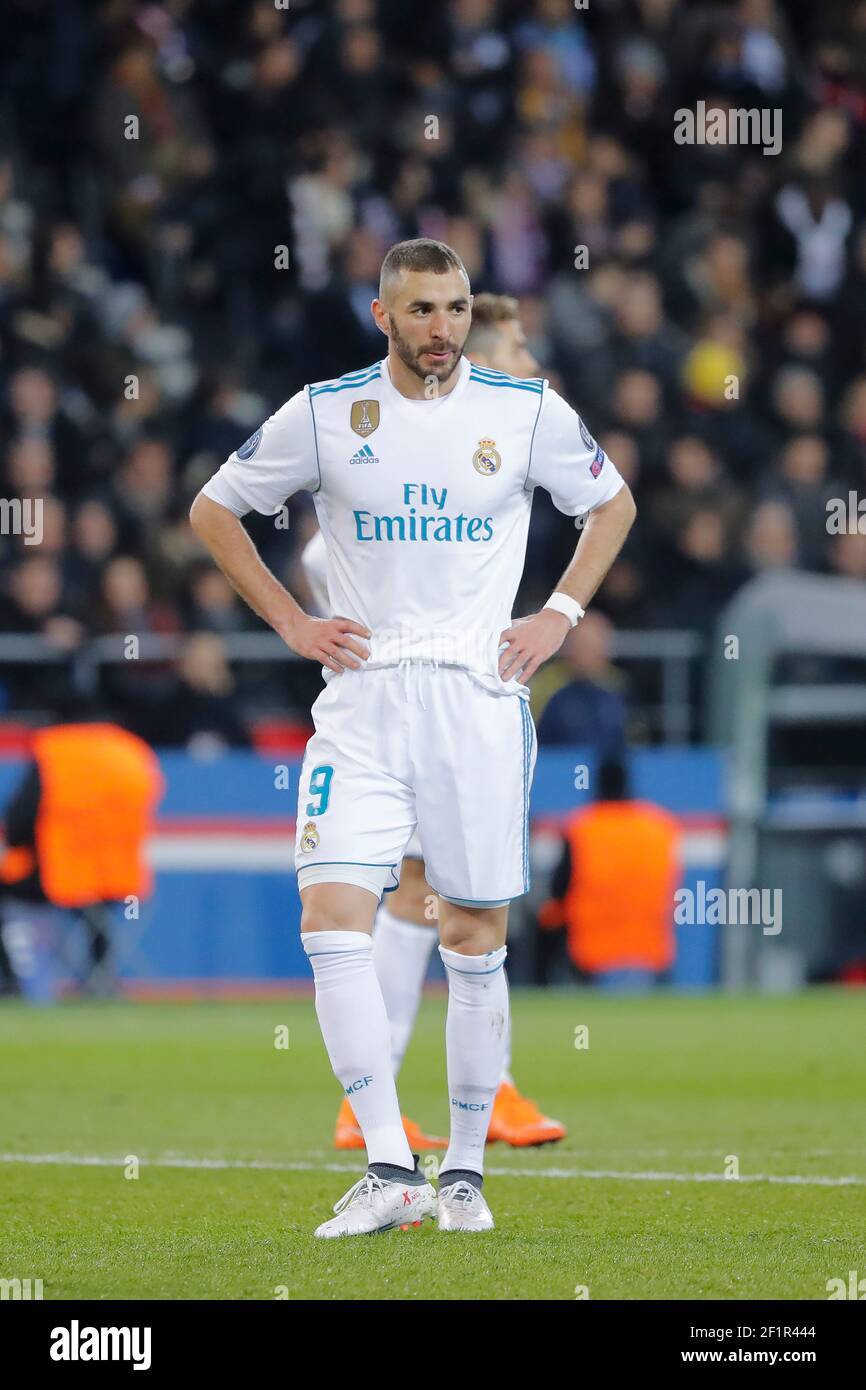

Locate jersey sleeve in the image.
[526,385,624,520]
[200,388,319,517]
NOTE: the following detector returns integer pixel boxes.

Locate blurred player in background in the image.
[192,239,635,1236]
[538,755,680,989]
[0,724,164,996]
[302,295,568,1152]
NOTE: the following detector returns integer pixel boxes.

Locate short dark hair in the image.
[378,238,469,301]
[465,292,520,354]
[469,293,519,326]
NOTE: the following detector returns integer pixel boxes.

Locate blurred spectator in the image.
[184,562,246,634]
[0,556,79,645]
[760,433,838,569]
[651,435,745,545]
[534,612,627,751]
[743,498,800,574]
[129,632,250,750]
[97,556,175,637]
[829,531,866,583]
[659,508,749,632]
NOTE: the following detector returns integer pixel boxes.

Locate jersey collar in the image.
[379,352,471,407]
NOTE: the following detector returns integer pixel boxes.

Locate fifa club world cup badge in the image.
[300,821,320,852]
[472,438,501,475]
[350,400,380,437]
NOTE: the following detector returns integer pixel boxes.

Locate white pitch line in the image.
[0,1153,864,1186]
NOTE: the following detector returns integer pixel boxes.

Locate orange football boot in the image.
[486,1081,566,1147]
[401,1115,448,1151]
[333,1098,448,1151]
[334,1097,366,1150]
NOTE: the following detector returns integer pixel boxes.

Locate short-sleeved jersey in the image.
[202,354,624,693]
[301,529,330,616]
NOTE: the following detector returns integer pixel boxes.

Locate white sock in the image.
[302,930,414,1170]
[438,944,509,1178]
[499,979,514,1085]
[372,905,437,1075]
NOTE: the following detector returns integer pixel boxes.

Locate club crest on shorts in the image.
[473,438,501,475]
[350,400,380,437]
[300,821,320,852]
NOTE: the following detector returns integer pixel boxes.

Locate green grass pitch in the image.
[1,989,864,1300]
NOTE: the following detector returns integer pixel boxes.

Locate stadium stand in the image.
[2,0,865,747]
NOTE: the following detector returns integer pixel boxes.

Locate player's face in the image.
[483,319,540,378]
[378,268,472,384]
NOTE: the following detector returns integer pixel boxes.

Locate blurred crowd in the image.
[2,0,866,740]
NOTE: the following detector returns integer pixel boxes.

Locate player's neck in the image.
[386,349,463,400]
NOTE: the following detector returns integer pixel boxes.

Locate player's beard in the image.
[388,314,463,385]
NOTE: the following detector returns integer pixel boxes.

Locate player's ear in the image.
[370,298,390,337]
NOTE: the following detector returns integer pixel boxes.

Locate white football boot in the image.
[314,1172,438,1238]
[437,1180,495,1232]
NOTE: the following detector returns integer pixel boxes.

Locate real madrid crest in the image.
[472,438,501,476]
[300,821,320,853]
[350,400,380,437]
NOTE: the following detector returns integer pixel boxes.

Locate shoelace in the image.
[443,1180,482,1209]
[332,1173,385,1215]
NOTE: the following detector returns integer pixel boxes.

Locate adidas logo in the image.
[349,444,378,465]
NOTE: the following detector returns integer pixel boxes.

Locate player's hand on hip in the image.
[498,610,570,684]
[286,614,372,673]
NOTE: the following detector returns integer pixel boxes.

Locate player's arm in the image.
[499,389,636,683]
[190,393,370,674]
[498,486,634,681]
[189,496,369,672]
[549,483,636,611]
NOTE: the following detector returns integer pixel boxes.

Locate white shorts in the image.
[295,663,537,906]
[403,827,423,861]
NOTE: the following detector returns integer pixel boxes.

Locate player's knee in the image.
[300,902,358,935]
[438,903,508,954]
[299,884,378,936]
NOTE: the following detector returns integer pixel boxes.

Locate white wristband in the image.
[543,591,585,628]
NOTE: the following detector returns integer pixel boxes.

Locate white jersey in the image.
[301,529,330,616]
[202,353,624,696]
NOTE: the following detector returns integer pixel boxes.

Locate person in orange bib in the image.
[0,723,164,996]
[539,756,680,990]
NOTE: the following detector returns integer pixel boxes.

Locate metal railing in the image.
[0,629,704,744]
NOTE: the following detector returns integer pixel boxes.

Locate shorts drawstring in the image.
[397,658,439,710]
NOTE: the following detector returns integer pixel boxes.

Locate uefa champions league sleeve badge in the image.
[235,426,263,460]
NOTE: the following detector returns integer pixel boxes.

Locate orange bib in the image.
[561,802,679,973]
[32,724,164,907]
